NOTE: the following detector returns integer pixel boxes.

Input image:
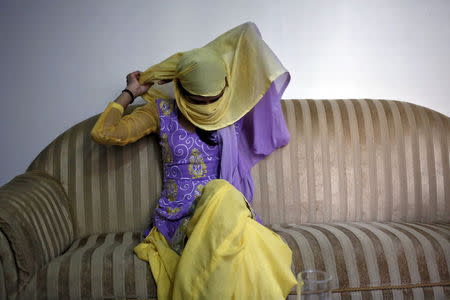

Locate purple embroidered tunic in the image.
[148,98,221,242]
[142,72,291,245]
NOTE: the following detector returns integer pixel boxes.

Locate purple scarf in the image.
[218,72,291,206]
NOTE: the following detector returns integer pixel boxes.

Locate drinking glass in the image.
[297,270,332,300]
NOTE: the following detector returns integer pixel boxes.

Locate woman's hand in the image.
[157,79,172,85]
[126,71,153,97]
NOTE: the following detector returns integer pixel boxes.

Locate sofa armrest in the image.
[0,261,6,300]
[0,170,74,289]
[0,229,17,298]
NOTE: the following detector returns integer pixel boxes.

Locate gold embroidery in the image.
[166,207,181,214]
[188,148,207,179]
[166,179,178,202]
[195,184,205,197]
[159,100,174,116]
[161,133,173,163]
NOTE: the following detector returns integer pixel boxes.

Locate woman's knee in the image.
[203,179,243,199]
[199,179,249,211]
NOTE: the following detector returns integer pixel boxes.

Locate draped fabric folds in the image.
[218,72,291,203]
[138,22,289,131]
[133,180,297,300]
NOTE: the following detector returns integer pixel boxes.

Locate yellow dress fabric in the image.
[133,179,297,300]
[90,101,159,146]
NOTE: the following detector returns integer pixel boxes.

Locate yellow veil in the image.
[138,22,287,131]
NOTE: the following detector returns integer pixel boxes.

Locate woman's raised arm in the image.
[90,71,159,146]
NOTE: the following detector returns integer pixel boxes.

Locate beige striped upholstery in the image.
[0,171,73,289]
[27,111,163,239]
[274,222,450,298]
[27,100,450,239]
[0,230,15,299]
[11,222,450,299]
[0,260,5,300]
[17,232,156,300]
[253,99,450,225]
[0,99,443,299]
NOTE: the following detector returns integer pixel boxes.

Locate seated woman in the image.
[91,22,297,300]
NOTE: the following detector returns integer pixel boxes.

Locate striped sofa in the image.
[0,99,449,299]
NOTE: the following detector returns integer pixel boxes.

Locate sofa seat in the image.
[16,222,450,299]
[273,222,450,299]
[18,232,157,300]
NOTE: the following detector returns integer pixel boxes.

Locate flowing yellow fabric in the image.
[138,22,288,131]
[133,179,297,300]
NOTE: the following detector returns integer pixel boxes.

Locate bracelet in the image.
[121,88,135,103]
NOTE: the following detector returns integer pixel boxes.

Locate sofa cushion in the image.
[18,232,156,300]
[17,222,450,299]
[272,222,450,298]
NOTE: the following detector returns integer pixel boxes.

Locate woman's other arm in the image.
[91,71,159,146]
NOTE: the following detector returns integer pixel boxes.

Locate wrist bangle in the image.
[122,88,135,103]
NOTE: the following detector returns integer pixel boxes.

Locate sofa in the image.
[0,99,449,299]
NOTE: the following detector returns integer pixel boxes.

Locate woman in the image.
[91,22,296,300]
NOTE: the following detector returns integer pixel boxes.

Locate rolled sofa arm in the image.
[0,170,74,293]
[0,229,17,298]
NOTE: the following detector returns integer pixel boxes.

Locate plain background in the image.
[1,0,449,186]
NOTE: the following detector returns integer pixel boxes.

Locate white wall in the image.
[1,0,449,186]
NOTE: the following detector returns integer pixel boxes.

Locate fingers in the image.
[130,71,140,79]
[126,70,141,85]
[157,79,172,85]
[128,71,141,77]
[127,71,171,86]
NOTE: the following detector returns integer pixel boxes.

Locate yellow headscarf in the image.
[138,22,287,131]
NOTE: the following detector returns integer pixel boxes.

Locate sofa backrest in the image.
[28,99,450,239]
[28,106,163,239]
[252,99,449,226]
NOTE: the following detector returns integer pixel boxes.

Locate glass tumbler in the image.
[297,270,332,300]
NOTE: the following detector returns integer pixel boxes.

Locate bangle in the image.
[121,88,135,103]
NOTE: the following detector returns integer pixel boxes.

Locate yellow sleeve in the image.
[90,101,159,146]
